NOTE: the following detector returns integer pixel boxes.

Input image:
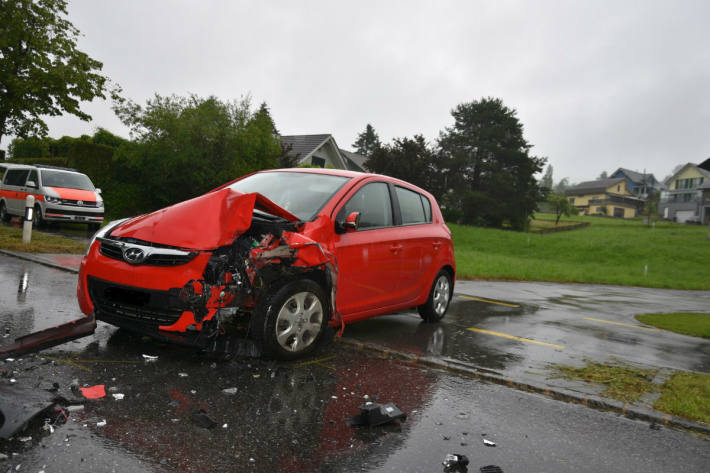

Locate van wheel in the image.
[418,270,453,322]
[0,202,10,222]
[250,279,328,360]
[32,205,44,228]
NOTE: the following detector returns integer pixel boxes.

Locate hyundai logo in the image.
[123,247,146,264]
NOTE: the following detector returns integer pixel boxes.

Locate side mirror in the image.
[344,211,360,232]
[335,211,361,234]
[95,188,102,194]
[26,180,37,188]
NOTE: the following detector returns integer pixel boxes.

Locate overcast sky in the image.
[6,0,710,184]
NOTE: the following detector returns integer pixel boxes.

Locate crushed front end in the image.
[76,189,340,356]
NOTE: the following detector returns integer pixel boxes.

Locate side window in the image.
[396,186,427,224]
[420,194,432,222]
[338,182,393,229]
[27,170,38,187]
[5,170,29,186]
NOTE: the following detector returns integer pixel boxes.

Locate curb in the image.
[335,337,710,437]
[0,249,79,274]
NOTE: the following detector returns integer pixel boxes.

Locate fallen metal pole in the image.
[0,313,97,357]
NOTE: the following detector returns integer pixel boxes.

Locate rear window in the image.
[227,171,350,221]
[40,170,95,190]
[396,186,431,224]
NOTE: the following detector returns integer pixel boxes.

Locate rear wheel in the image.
[418,270,453,322]
[0,202,10,222]
[250,279,328,360]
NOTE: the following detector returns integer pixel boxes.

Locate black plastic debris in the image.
[348,402,407,427]
[480,466,504,473]
[0,385,56,439]
[190,409,218,429]
[442,453,469,471]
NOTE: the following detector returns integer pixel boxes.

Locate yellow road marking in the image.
[584,317,659,331]
[467,327,565,349]
[459,295,520,308]
[42,355,142,372]
[295,355,337,370]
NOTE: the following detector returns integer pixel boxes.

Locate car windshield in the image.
[41,170,95,190]
[227,171,351,221]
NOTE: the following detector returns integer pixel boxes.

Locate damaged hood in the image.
[112,188,301,250]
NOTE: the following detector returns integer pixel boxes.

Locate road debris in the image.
[142,354,159,362]
[190,409,218,429]
[348,402,407,427]
[79,385,106,399]
[97,420,107,427]
[66,405,84,412]
[442,453,469,471]
[221,387,238,395]
[483,438,496,447]
[178,373,188,378]
[480,466,504,473]
[0,386,56,439]
[111,393,125,400]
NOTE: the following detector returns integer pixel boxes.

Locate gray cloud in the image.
[8,0,709,184]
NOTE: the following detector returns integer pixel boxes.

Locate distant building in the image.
[609,168,663,197]
[659,163,710,223]
[565,178,644,218]
[279,134,367,171]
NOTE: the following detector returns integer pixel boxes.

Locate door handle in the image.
[432,241,442,250]
[389,244,403,254]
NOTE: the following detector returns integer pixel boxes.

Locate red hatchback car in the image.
[77,169,455,359]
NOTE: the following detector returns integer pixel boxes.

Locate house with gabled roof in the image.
[609,168,663,197]
[659,162,710,223]
[565,177,644,218]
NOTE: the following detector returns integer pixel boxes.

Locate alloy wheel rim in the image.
[432,275,450,316]
[275,291,323,352]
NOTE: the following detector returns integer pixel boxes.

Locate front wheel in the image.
[0,202,10,222]
[250,279,328,360]
[418,270,453,322]
[32,205,44,228]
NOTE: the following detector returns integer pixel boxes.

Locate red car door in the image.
[333,181,405,319]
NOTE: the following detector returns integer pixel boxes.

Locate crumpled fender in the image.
[112,188,301,249]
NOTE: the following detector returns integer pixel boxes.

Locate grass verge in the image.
[553,361,710,424]
[635,313,710,339]
[655,372,710,424]
[0,225,87,254]
[451,213,710,290]
[554,362,658,403]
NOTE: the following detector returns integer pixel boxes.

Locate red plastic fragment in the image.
[79,385,106,399]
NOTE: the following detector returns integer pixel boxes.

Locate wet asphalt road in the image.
[0,255,709,472]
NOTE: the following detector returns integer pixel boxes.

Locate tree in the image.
[0,0,116,144]
[352,124,381,157]
[364,135,444,198]
[437,97,546,230]
[547,192,575,224]
[598,171,608,179]
[554,177,570,192]
[540,164,553,190]
[111,93,281,215]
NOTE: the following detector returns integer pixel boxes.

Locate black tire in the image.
[418,270,453,322]
[32,204,44,228]
[0,202,10,222]
[250,279,328,360]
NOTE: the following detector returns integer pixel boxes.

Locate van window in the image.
[5,169,29,186]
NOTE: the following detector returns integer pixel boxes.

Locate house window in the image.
[311,156,326,168]
[569,197,575,204]
[683,193,692,202]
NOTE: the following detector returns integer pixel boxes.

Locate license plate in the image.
[75,216,86,221]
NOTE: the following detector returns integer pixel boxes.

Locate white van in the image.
[0,164,104,230]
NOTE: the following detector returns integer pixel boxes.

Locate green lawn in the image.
[0,225,87,254]
[452,214,710,290]
[635,313,710,339]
